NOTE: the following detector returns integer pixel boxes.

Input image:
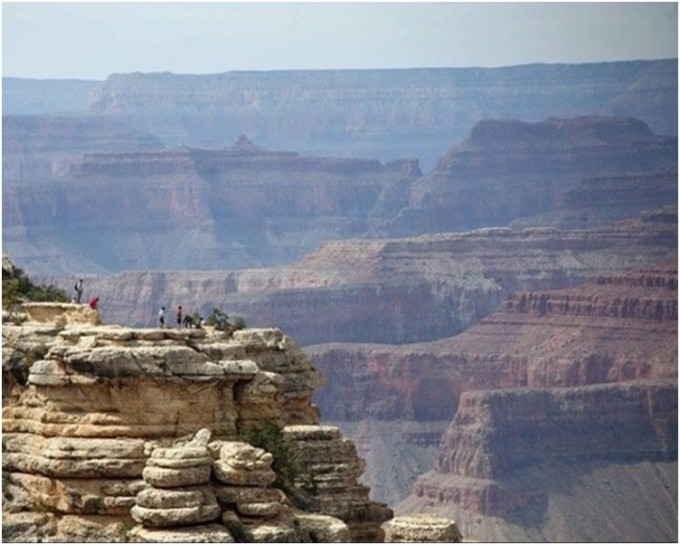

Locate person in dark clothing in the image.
[74,279,84,304]
[176,306,183,328]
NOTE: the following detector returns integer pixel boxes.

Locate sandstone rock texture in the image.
[2,305,393,542]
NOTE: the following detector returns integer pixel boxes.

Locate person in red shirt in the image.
[89,297,99,310]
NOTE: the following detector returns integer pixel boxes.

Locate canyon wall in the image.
[5,60,676,169]
[305,263,677,542]
[386,117,677,235]
[2,115,165,181]
[41,213,677,346]
[514,168,677,229]
[4,138,420,275]
[5,116,676,279]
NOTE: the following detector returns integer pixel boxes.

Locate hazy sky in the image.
[2,2,678,80]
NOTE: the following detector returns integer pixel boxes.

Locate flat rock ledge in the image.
[385,514,464,542]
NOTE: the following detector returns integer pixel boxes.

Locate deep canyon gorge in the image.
[3,59,677,542]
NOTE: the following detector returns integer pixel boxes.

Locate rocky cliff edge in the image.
[2,304,398,542]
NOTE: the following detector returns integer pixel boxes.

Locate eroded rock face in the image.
[2,115,164,181]
[43,214,678,345]
[307,263,678,533]
[4,141,421,275]
[284,425,393,542]
[391,116,678,235]
[1,306,388,542]
[403,382,678,542]
[6,61,677,168]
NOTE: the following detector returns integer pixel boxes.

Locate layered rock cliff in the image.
[47,211,677,346]
[4,138,421,275]
[6,115,676,279]
[306,262,677,538]
[6,60,675,169]
[2,304,393,542]
[2,115,165,181]
[386,116,677,235]
[402,381,677,542]
[513,168,677,229]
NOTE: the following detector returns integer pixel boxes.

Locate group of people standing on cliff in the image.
[158,305,200,329]
[73,278,198,328]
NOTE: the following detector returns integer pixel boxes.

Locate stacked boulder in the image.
[131,429,231,542]
[212,442,285,530]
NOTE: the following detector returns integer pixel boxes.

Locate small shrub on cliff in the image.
[2,261,68,308]
[232,315,247,332]
[205,307,247,337]
[206,307,230,330]
[241,419,316,509]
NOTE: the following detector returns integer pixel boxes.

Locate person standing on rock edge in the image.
[159,306,166,328]
[74,278,84,304]
[176,306,183,328]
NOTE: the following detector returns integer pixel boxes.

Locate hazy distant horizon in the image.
[3,2,678,80]
[4,56,680,84]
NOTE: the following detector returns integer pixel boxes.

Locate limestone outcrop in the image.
[2,304,393,542]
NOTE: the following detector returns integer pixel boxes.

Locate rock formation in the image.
[2,115,164,182]
[53,211,677,346]
[6,60,675,168]
[401,382,677,542]
[307,263,677,542]
[385,514,463,542]
[514,168,678,229]
[4,112,676,277]
[2,304,393,542]
[4,139,421,275]
[387,116,678,235]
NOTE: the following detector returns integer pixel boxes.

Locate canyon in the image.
[2,60,677,542]
[4,116,677,277]
[311,263,678,541]
[41,211,677,346]
[4,60,677,169]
